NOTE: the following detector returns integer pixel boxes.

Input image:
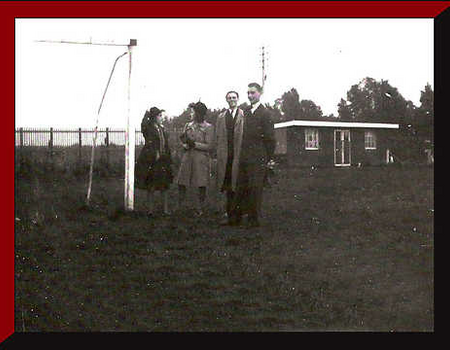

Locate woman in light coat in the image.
[176,101,214,215]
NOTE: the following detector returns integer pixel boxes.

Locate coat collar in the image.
[220,107,243,119]
[234,108,244,127]
[251,101,262,113]
[228,108,240,120]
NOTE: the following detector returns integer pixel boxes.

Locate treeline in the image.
[336,77,434,163]
[161,77,433,163]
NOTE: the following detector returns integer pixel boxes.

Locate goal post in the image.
[36,38,138,211]
[124,39,137,211]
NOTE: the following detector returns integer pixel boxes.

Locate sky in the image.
[15,18,433,129]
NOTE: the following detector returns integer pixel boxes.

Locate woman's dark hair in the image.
[144,106,161,123]
[192,101,207,123]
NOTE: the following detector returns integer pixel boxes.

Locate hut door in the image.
[334,130,351,166]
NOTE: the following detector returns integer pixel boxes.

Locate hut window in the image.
[305,128,319,150]
[364,131,377,150]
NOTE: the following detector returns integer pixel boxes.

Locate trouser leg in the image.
[247,185,263,223]
[178,184,186,208]
[230,188,244,224]
[162,190,169,214]
[226,190,235,217]
[198,186,206,211]
[230,162,249,224]
[146,190,154,214]
[247,162,266,223]
[222,161,233,216]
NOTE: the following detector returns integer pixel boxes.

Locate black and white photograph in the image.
[14,14,435,332]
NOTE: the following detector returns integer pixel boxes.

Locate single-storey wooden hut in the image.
[274,120,399,167]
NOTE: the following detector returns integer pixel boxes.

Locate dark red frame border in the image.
[1,1,449,18]
[3,0,447,343]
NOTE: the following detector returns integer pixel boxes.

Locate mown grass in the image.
[14,164,433,331]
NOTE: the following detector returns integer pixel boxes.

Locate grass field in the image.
[14,164,434,332]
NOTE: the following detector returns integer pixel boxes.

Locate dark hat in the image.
[144,107,162,120]
[192,101,207,117]
[149,107,162,118]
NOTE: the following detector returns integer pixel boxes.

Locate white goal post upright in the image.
[36,38,138,211]
[124,40,137,211]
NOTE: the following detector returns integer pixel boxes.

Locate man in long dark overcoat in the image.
[230,82,275,228]
[215,91,245,224]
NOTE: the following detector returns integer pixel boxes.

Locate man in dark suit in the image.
[230,82,275,228]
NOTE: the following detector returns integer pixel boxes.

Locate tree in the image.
[415,83,434,144]
[171,107,192,129]
[264,103,284,123]
[205,108,221,126]
[298,99,323,120]
[420,83,434,117]
[344,77,408,123]
[337,98,352,121]
[278,88,325,121]
[341,77,432,163]
[280,88,302,121]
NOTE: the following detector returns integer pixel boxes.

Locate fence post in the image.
[105,127,110,170]
[78,127,82,166]
[49,127,54,171]
[19,127,24,169]
[19,127,24,148]
[105,127,110,146]
[49,127,53,148]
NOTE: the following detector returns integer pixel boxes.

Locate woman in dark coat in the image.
[135,107,173,215]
